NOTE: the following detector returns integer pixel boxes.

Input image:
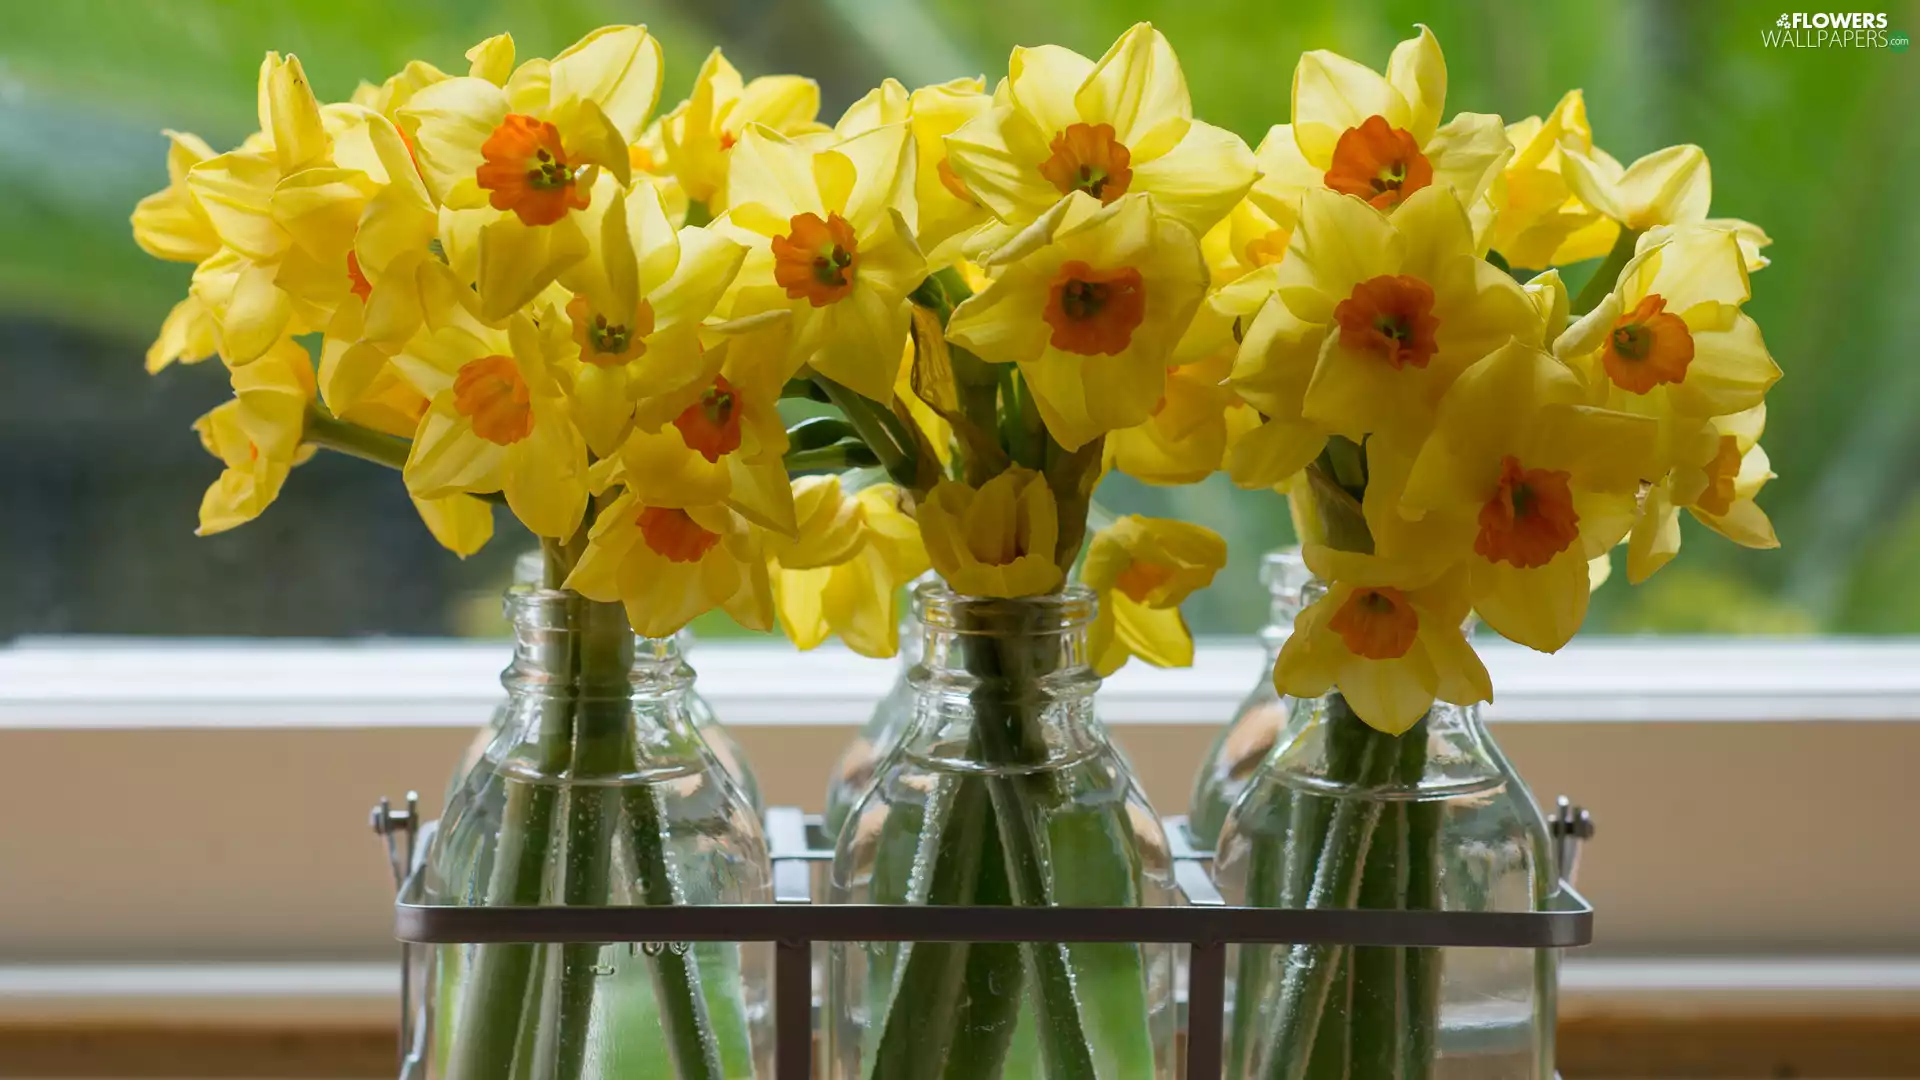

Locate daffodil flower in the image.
[662,48,825,211]
[946,192,1208,452]
[191,338,317,534]
[1199,123,1324,287]
[558,181,748,456]
[399,26,663,318]
[565,490,774,638]
[1395,341,1659,653]
[594,328,798,541]
[1487,90,1616,270]
[1226,185,1538,487]
[716,124,927,403]
[1276,545,1490,735]
[770,478,930,657]
[401,311,589,539]
[186,54,379,364]
[1287,27,1510,218]
[1627,404,1778,583]
[1081,516,1226,674]
[907,78,996,267]
[1105,340,1249,485]
[1555,225,1781,422]
[919,467,1064,597]
[945,22,1257,235]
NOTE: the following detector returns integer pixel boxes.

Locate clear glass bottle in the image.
[1187,549,1312,848]
[821,612,919,842]
[828,583,1175,1080]
[447,551,761,815]
[1211,628,1559,1080]
[425,588,772,1080]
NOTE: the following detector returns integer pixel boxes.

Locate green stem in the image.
[784,442,881,474]
[964,633,1100,1080]
[813,372,920,488]
[938,816,1025,1080]
[443,617,577,1080]
[303,408,410,470]
[1258,699,1398,1080]
[551,600,634,1080]
[1570,227,1643,317]
[871,773,995,1080]
[1402,732,1443,1080]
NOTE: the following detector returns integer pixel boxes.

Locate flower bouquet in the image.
[129,13,1782,1080]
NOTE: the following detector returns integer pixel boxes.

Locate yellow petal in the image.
[1074,23,1191,160]
[773,564,835,649]
[264,53,329,172]
[1008,43,1096,138]
[1290,49,1407,165]
[501,397,588,539]
[1384,26,1447,145]
[412,493,495,557]
[1128,120,1259,234]
[465,33,515,85]
[549,25,663,141]
[1111,593,1195,668]
[1471,542,1591,652]
[477,214,589,320]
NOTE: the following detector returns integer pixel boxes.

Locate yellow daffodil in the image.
[716,124,926,402]
[1287,27,1510,218]
[1555,225,1780,422]
[770,478,929,657]
[594,331,797,541]
[1081,516,1226,674]
[185,54,380,364]
[133,130,222,265]
[401,311,589,539]
[1225,186,1538,486]
[1627,404,1778,583]
[1199,124,1322,287]
[945,23,1256,235]
[566,491,774,638]
[1275,544,1490,735]
[1558,142,1707,233]
[905,78,995,265]
[919,467,1064,597]
[1395,341,1658,652]
[399,26,662,318]
[627,116,691,225]
[191,338,316,534]
[1105,340,1247,485]
[946,192,1207,451]
[559,181,747,455]
[662,49,825,211]
[1487,90,1615,270]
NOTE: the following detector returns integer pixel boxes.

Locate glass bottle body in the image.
[821,618,918,842]
[828,585,1175,1080]
[1187,549,1311,848]
[424,589,772,1080]
[1211,689,1558,1080]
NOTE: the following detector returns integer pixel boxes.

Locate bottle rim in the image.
[913,580,1097,634]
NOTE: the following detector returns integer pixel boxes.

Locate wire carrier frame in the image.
[374,795,1595,1080]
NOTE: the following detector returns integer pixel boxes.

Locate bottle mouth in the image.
[1260,546,1313,597]
[914,580,1097,635]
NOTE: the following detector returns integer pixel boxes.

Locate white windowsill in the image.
[5,635,1920,728]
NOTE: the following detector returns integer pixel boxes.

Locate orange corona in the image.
[452,355,534,446]
[1603,294,1694,393]
[1114,560,1176,603]
[475,114,590,227]
[672,375,745,463]
[772,212,860,307]
[637,506,722,564]
[346,252,372,303]
[567,296,654,367]
[1475,455,1580,569]
[1043,261,1147,356]
[1329,587,1419,660]
[1037,122,1133,204]
[1324,115,1433,209]
[1334,274,1441,369]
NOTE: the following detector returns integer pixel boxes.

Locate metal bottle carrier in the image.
[374,794,1595,1080]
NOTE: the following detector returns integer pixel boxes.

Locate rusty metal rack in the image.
[375,795,1595,1080]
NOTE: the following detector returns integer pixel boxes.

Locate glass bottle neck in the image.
[502,589,693,698]
[902,583,1104,768]
[1259,547,1312,660]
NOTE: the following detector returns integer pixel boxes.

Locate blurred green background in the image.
[2,0,1915,638]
